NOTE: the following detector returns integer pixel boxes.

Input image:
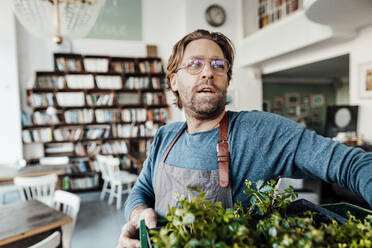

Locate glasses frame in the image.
[175,56,230,75]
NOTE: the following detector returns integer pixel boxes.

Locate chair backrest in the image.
[14,174,58,205]
[28,231,61,248]
[102,157,121,182]
[96,154,114,181]
[53,190,80,248]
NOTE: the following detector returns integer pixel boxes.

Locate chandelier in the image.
[13,0,106,44]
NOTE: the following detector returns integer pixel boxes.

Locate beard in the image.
[182,80,227,120]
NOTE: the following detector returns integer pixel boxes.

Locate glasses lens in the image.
[180,58,229,75]
[211,59,228,73]
[186,58,204,74]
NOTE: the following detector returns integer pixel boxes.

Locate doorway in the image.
[262,54,349,136]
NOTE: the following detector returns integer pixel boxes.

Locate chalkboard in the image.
[86,0,142,41]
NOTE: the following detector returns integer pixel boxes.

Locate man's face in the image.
[171,39,229,120]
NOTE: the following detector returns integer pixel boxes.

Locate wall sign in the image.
[359,61,372,98]
[86,0,142,41]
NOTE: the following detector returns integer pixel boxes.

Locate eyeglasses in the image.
[175,56,230,75]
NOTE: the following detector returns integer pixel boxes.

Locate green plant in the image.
[150,179,372,248]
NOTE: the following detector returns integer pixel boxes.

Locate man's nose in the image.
[201,62,214,80]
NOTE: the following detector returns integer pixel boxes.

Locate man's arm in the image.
[123,154,156,221]
[293,128,372,207]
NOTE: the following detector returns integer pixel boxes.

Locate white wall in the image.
[349,25,372,142]
[0,0,23,164]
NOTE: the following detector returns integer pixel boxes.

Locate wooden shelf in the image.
[40,136,154,144]
[22,53,168,190]
[22,120,165,129]
[28,88,166,93]
[31,104,168,111]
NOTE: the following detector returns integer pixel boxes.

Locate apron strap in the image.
[161,125,186,163]
[218,112,230,188]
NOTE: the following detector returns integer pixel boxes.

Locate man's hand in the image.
[117,206,157,248]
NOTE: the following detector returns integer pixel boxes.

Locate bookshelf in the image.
[22,53,169,192]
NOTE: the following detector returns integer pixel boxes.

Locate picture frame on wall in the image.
[286,107,297,116]
[274,96,284,108]
[359,61,372,98]
[285,92,300,107]
[300,104,309,116]
[302,96,310,105]
[311,94,325,107]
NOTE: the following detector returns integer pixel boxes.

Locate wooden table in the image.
[0,200,72,247]
[0,164,69,185]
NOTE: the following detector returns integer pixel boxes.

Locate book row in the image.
[23,107,168,126]
[41,140,129,156]
[258,0,300,29]
[27,91,166,108]
[55,54,164,74]
[61,174,100,190]
[22,122,161,143]
[34,74,166,90]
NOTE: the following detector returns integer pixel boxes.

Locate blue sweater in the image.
[124,111,372,221]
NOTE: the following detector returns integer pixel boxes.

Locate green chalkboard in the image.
[86,0,142,41]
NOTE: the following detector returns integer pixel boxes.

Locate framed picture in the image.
[287,107,297,116]
[300,104,309,116]
[359,61,372,98]
[262,99,271,112]
[302,96,310,105]
[285,93,300,107]
[311,94,325,107]
[274,96,284,108]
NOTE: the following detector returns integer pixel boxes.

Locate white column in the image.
[0,0,23,164]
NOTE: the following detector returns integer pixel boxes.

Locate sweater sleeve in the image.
[294,128,372,207]
[123,146,156,221]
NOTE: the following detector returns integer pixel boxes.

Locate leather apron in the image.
[154,113,233,217]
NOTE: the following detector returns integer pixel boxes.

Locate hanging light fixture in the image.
[12,0,106,44]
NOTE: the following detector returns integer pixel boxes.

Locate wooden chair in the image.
[14,174,58,206]
[53,190,80,248]
[96,155,137,209]
[28,231,61,248]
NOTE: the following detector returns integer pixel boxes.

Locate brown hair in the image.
[166,29,235,108]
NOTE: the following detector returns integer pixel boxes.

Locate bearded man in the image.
[118,29,372,248]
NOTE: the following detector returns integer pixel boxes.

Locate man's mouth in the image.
[197,86,216,94]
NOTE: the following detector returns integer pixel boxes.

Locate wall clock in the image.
[205,4,226,27]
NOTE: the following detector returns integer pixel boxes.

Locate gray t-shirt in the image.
[124,111,372,220]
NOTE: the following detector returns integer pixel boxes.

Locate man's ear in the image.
[170,73,178,91]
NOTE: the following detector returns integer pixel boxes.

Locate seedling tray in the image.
[321,202,372,221]
[139,199,372,247]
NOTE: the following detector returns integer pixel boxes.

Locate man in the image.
[118,29,372,248]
